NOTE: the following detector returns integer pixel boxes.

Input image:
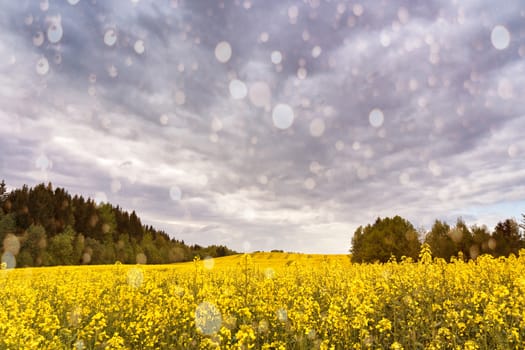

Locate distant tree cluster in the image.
[0,181,236,268]
[351,215,525,263]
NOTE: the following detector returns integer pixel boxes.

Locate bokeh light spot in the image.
[498,79,514,100]
[309,118,325,137]
[428,160,442,176]
[195,302,222,335]
[277,308,288,322]
[249,81,272,108]
[47,22,63,44]
[259,32,269,42]
[368,108,384,128]
[507,145,519,158]
[380,31,391,47]
[397,7,410,24]
[136,253,147,265]
[288,5,299,21]
[297,67,308,79]
[304,178,316,190]
[1,252,16,269]
[134,40,145,54]
[104,29,117,47]
[33,31,45,46]
[36,57,50,75]
[311,45,322,58]
[211,117,223,132]
[203,256,215,270]
[127,268,144,288]
[35,154,52,170]
[272,104,294,130]
[215,41,232,63]
[353,4,364,16]
[169,186,182,201]
[491,25,510,50]
[399,172,410,186]
[159,114,169,125]
[174,90,186,105]
[271,51,282,64]
[93,192,107,204]
[110,179,121,193]
[264,267,275,279]
[3,234,20,255]
[229,79,247,99]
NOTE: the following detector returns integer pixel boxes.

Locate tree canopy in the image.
[0,181,236,268]
[351,215,421,263]
[351,215,525,263]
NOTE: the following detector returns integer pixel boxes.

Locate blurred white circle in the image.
[272,104,294,130]
[215,41,232,63]
[491,25,510,50]
[368,108,384,128]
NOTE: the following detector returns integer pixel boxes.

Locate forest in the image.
[0,180,236,268]
[351,215,525,262]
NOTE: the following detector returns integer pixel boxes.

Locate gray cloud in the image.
[1,0,524,253]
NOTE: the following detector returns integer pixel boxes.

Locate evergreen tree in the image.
[351,216,420,263]
[492,218,521,257]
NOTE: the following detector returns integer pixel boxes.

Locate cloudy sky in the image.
[1,0,524,253]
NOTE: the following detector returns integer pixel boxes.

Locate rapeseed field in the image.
[1,249,525,349]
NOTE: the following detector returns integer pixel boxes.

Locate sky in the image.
[0,0,524,254]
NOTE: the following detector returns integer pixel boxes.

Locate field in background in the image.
[1,251,525,349]
[174,252,351,269]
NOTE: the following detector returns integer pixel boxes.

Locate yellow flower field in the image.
[1,250,525,349]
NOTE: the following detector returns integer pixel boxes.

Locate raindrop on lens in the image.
[311,45,322,58]
[491,25,510,50]
[127,268,144,288]
[33,32,45,46]
[1,252,16,269]
[229,79,247,99]
[110,179,121,193]
[35,154,51,170]
[249,81,272,108]
[134,40,145,54]
[174,90,186,105]
[47,22,63,43]
[203,256,215,270]
[159,114,169,125]
[277,308,288,322]
[309,118,325,137]
[264,267,275,279]
[136,253,147,265]
[195,302,222,335]
[215,41,232,63]
[304,178,316,190]
[104,29,117,46]
[169,186,182,201]
[272,104,294,130]
[94,192,107,204]
[271,51,282,64]
[368,108,384,128]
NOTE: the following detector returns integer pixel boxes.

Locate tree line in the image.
[0,181,236,268]
[351,215,525,263]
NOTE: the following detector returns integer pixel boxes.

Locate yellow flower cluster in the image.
[1,251,524,349]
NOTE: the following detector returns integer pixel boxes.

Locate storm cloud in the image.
[1,0,524,253]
